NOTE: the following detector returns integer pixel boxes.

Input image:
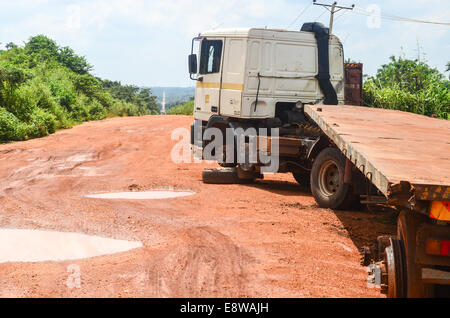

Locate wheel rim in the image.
[318,160,340,196]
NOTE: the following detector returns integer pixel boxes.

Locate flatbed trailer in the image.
[304,104,450,205]
[303,104,450,298]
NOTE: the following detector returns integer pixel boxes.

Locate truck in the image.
[187,22,450,298]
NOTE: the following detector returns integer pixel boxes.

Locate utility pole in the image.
[313,1,355,35]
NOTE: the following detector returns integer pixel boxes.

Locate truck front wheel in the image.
[310,147,356,210]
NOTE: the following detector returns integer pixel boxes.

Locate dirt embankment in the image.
[0,115,396,298]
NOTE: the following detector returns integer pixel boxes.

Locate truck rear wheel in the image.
[397,210,434,298]
[310,147,356,210]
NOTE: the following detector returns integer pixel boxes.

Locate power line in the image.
[334,10,348,22]
[314,9,327,22]
[352,6,450,26]
[286,3,313,29]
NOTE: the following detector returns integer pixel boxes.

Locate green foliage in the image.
[446,61,450,79]
[0,107,28,141]
[25,35,59,56]
[0,107,56,141]
[0,35,159,143]
[166,100,194,115]
[363,56,450,120]
[57,46,92,75]
[0,67,29,89]
[102,80,159,115]
[27,108,57,138]
[5,42,18,50]
[24,35,92,74]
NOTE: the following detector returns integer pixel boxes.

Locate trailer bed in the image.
[304,105,450,202]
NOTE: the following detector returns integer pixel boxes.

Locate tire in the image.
[292,172,311,188]
[310,147,357,210]
[202,168,254,184]
[397,210,434,298]
[385,238,406,298]
[236,166,260,181]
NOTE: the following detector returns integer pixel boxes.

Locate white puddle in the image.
[86,190,195,200]
[0,229,143,263]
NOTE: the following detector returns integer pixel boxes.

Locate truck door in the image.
[195,38,225,117]
[220,38,245,117]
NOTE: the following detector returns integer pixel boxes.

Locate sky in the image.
[0,0,449,87]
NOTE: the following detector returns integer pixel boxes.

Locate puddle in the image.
[0,229,142,263]
[86,190,195,200]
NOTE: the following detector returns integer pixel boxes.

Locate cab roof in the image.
[201,27,303,37]
[200,27,341,43]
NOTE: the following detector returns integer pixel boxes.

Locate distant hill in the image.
[149,87,195,109]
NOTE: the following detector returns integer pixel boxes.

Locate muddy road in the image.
[0,115,396,298]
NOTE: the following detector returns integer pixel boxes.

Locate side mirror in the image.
[188,54,198,75]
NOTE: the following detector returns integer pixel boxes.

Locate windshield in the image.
[199,39,223,75]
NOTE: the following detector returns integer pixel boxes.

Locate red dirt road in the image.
[0,115,396,298]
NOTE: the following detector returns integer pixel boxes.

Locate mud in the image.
[0,115,396,297]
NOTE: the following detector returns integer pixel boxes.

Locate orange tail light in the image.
[429,201,450,221]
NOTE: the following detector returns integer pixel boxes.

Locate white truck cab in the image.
[188,22,347,183]
[188,23,345,122]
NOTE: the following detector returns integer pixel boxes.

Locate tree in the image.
[135,88,159,114]
[373,56,443,92]
[5,42,18,50]
[57,46,92,74]
[25,35,58,56]
[73,74,102,97]
[363,55,450,119]
[101,80,160,115]
[24,35,91,74]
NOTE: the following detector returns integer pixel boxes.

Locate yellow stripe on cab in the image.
[196,81,244,91]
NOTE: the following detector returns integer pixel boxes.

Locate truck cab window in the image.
[199,40,223,75]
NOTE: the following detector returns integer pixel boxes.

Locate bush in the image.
[27,108,57,138]
[4,84,38,121]
[166,100,194,115]
[0,107,29,141]
[363,56,450,120]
